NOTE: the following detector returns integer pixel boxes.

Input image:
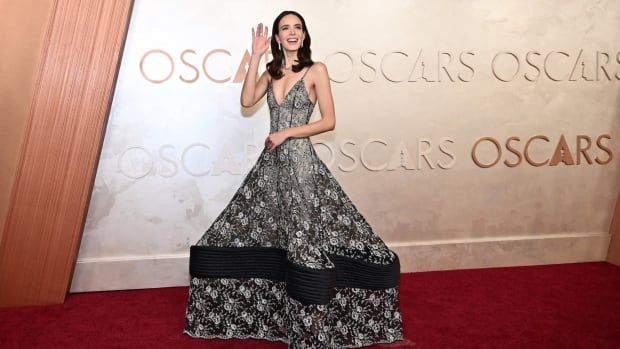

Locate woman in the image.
[184,11,403,348]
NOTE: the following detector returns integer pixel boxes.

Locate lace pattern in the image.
[185,66,404,348]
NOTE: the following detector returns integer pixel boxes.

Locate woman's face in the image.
[276,14,305,51]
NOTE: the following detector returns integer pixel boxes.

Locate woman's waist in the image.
[270,117,310,130]
[272,137,313,154]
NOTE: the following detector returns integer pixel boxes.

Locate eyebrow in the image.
[280,24,302,29]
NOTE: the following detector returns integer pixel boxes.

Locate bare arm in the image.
[284,62,336,138]
[240,58,269,107]
[240,23,271,107]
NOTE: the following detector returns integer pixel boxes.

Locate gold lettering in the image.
[471,137,501,168]
[595,134,613,165]
[180,49,199,83]
[575,135,593,165]
[524,135,550,166]
[202,49,232,83]
[140,49,174,84]
[504,136,522,167]
[549,134,575,166]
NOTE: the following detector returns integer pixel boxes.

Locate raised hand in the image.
[251,23,271,57]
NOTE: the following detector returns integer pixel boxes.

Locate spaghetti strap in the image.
[301,65,311,78]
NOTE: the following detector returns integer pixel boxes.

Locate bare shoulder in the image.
[309,62,329,82]
[310,61,328,75]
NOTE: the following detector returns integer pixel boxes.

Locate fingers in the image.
[265,136,271,149]
[254,23,269,36]
[265,135,277,150]
[253,23,270,41]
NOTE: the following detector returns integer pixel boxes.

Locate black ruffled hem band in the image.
[189,246,400,305]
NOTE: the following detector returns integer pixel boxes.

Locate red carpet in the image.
[1,262,619,348]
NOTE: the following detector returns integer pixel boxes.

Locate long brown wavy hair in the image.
[266,11,314,80]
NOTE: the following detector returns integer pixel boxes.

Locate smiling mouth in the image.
[286,38,299,43]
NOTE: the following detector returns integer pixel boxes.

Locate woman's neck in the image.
[283,51,298,70]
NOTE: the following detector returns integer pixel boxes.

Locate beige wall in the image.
[0,0,55,244]
[71,0,620,292]
[0,0,618,296]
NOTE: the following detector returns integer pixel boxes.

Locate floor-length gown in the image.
[184,67,403,348]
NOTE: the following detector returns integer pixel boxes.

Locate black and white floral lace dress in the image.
[184,67,403,348]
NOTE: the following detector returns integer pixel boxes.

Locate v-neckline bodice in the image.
[269,78,306,107]
[268,67,314,107]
